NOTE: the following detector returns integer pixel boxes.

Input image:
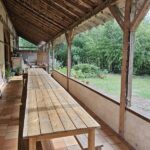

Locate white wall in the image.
[52,70,150,150]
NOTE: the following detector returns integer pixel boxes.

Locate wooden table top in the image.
[23,68,100,138]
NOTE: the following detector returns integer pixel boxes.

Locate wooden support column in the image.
[119,0,132,136]
[51,41,55,70]
[109,0,150,136]
[65,29,74,91]
[47,43,50,73]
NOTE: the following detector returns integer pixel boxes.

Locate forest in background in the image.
[55,18,150,75]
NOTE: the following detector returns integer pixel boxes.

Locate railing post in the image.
[65,29,74,91]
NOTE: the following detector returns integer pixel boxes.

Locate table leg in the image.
[29,137,36,150]
[88,128,95,150]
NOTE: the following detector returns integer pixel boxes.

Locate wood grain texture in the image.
[23,68,100,139]
[3,0,119,44]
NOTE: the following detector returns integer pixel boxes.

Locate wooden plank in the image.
[46,75,99,128]
[36,89,53,134]
[46,77,87,129]
[27,90,40,137]
[36,128,89,141]
[46,88,76,131]
[49,77,99,127]
[43,95,65,132]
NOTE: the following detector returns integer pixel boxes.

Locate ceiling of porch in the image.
[2,0,147,45]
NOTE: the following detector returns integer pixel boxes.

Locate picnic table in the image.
[23,68,100,150]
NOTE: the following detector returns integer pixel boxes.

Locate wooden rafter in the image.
[3,0,120,44]
[131,0,150,31]
[67,0,93,12]
[7,4,59,32]
[22,0,73,24]
[54,0,119,39]
[52,0,86,16]
[10,13,52,38]
[109,5,124,30]
[7,0,66,29]
[42,0,80,19]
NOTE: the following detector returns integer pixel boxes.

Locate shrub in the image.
[72,64,99,78]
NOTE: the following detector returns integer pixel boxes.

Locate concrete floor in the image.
[0,76,132,150]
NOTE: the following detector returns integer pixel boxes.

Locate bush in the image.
[72,64,99,78]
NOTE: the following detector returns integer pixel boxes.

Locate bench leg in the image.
[88,128,95,150]
[29,138,36,150]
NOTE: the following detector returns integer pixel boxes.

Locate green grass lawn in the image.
[83,75,150,100]
[57,68,150,100]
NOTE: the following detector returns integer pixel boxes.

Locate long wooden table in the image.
[23,68,100,150]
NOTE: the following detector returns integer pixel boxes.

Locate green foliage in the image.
[15,67,22,75]
[72,64,108,78]
[5,67,13,80]
[55,18,150,75]
[134,22,150,75]
[55,43,67,66]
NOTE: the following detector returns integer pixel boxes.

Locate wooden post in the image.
[109,0,148,136]
[119,0,132,136]
[51,41,54,70]
[88,128,95,150]
[29,138,36,150]
[119,0,149,136]
[65,30,74,91]
[127,31,135,107]
[47,43,50,73]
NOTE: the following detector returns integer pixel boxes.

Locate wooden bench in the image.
[75,134,103,150]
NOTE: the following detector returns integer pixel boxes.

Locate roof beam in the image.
[42,0,80,19]
[54,0,119,40]
[131,0,150,31]
[109,5,124,30]
[7,0,65,30]
[52,0,86,15]
[9,11,52,38]
[6,0,61,32]
[20,0,71,28]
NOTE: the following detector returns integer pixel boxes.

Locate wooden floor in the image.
[0,76,131,150]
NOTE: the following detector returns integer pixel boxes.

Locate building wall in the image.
[0,0,16,83]
[52,70,150,150]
